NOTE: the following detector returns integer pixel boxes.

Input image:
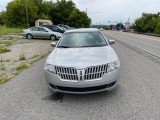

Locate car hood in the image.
[46,46,118,69]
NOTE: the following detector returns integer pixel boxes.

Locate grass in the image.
[0,26,23,36]
[19,52,26,60]
[0,41,13,46]
[0,64,29,84]
[0,41,12,53]
[0,64,5,70]
[5,59,11,62]
[0,46,11,53]
[14,64,29,75]
[4,36,14,40]
[16,64,29,71]
[0,56,4,62]
[31,54,40,59]
[0,75,14,84]
[0,52,49,84]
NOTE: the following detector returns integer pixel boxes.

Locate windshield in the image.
[43,27,52,32]
[61,27,67,31]
[63,25,70,29]
[57,32,107,48]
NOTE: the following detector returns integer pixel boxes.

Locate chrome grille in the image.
[84,64,107,80]
[55,66,78,81]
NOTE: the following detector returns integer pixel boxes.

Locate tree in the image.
[154,18,160,34]
[133,13,160,34]
[132,18,143,32]
[50,0,91,27]
[0,11,7,25]
[4,0,91,28]
[6,0,38,27]
[50,0,76,24]
[116,23,124,30]
[68,9,91,28]
[33,0,54,20]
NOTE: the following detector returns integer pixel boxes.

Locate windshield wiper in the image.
[58,46,71,48]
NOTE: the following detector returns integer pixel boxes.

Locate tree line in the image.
[0,0,91,28]
[132,12,160,34]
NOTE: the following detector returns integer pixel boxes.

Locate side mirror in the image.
[51,42,57,47]
[109,39,115,45]
[45,30,48,32]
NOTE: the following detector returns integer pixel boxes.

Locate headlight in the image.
[107,60,120,72]
[45,64,56,74]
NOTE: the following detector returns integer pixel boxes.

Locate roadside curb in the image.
[130,32,160,37]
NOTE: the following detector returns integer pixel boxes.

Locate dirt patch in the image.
[0,35,53,84]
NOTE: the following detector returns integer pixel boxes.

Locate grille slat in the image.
[55,66,78,81]
[84,64,107,80]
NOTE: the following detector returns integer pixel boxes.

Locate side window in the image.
[39,28,45,31]
[32,27,39,31]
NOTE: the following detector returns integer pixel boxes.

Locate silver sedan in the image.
[44,28,120,94]
[22,26,62,40]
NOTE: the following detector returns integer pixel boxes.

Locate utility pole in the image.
[85,8,101,14]
[24,0,29,27]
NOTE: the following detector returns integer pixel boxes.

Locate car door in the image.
[38,27,49,39]
[31,27,40,38]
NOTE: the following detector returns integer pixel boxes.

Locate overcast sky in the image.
[1,0,160,24]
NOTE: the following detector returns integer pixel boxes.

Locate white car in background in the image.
[22,26,62,40]
[100,27,104,31]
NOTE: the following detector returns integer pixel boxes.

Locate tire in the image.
[26,34,33,39]
[50,35,56,41]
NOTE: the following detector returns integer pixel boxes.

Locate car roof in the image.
[31,26,44,28]
[42,25,57,27]
[65,28,100,33]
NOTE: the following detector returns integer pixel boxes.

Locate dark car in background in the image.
[58,24,70,30]
[42,25,66,34]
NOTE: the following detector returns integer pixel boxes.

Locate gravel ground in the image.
[0,32,160,120]
[0,35,53,83]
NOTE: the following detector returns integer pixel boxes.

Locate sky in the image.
[0,0,160,24]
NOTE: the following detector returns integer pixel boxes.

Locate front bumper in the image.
[44,67,120,94]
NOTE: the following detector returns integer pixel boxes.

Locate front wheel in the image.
[50,35,56,41]
[26,34,33,39]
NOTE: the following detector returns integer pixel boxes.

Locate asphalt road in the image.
[1,31,160,120]
[105,31,160,57]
